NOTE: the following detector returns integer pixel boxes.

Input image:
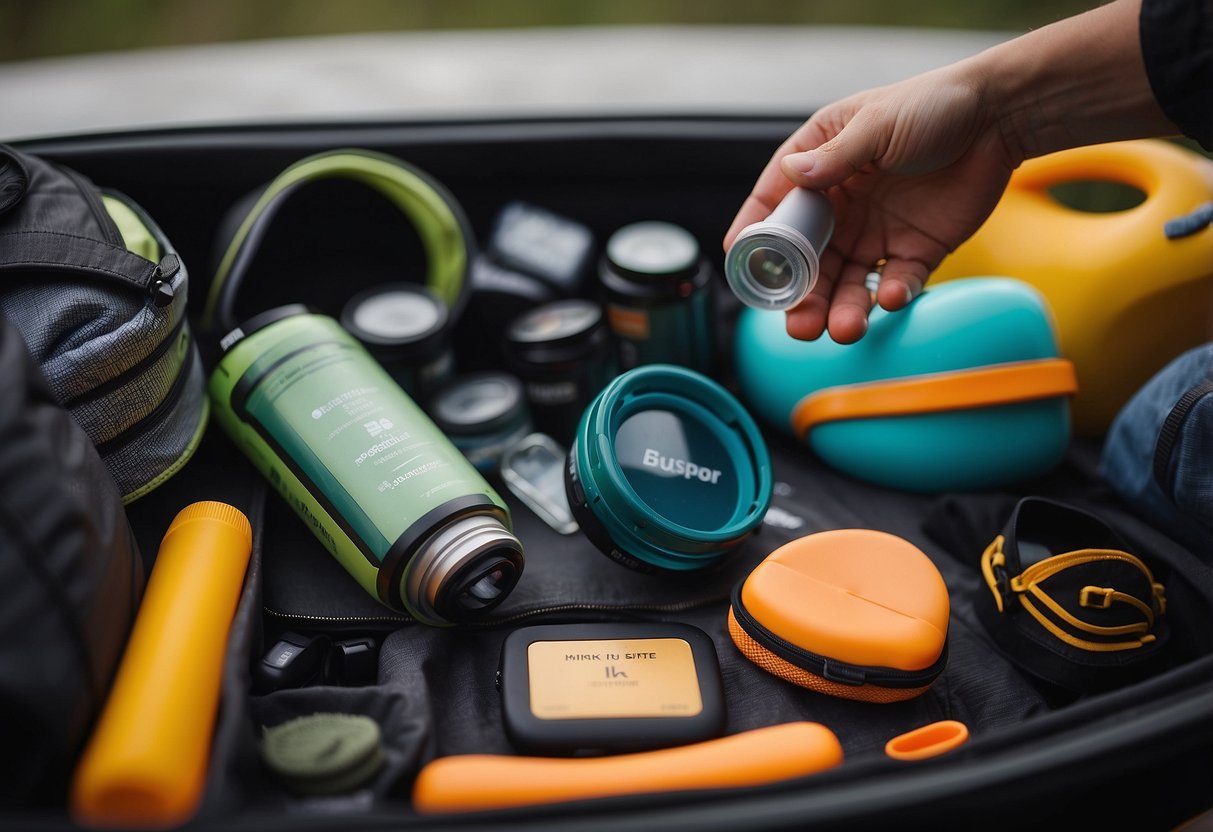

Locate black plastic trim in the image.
[730,585,948,689]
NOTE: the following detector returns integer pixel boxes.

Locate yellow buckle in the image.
[1079,586,1115,609]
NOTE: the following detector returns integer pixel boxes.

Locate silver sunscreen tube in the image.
[725,188,834,311]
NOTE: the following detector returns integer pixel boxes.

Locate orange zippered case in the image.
[728,530,950,703]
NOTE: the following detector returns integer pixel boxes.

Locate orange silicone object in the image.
[790,358,1078,438]
[412,722,843,814]
[739,530,949,671]
[885,720,970,761]
[71,502,253,829]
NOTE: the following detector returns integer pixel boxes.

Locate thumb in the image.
[780,110,885,189]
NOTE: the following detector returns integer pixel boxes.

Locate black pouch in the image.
[977,496,1170,693]
[0,315,143,806]
[0,144,206,503]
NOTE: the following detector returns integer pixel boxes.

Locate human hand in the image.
[724,64,1019,343]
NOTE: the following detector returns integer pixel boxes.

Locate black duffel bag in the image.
[0,314,143,806]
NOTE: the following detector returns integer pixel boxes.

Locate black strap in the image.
[0,228,159,292]
[1153,378,1213,495]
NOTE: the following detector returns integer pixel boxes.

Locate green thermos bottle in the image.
[208,305,524,626]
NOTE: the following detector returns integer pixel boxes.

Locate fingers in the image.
[785,253,876,345]
[826,260,877,344]
[723,117,840,250]
[725,98,885,251]
[785,248,932,344]
[873,256,929,311]
[723,193,783,250]
[780,106,887,191]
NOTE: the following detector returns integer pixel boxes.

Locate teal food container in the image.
[733,278,1077,492]
[565,365,772,573]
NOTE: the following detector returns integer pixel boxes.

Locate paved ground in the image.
[0,26,1008,140]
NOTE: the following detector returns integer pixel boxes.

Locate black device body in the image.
[497,622,725,755]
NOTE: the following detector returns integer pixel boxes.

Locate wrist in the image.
[969,0,1174,162]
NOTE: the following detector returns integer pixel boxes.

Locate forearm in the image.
[967,0,1179,162]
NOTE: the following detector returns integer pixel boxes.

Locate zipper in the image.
[5,233,179,305]
[473,594,730,629]
[146,252,179,307]
[106,189,181,307]
[93,343,195,458]
[62,311,188,409]
[1153,378,1213,496]
[262,606,412,628]
[262,594,729,633]
[730,587,946,688]
[40,173,179,305]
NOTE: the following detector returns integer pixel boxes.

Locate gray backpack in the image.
[0,144,206,502]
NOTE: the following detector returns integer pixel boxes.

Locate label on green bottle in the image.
[210,313,508,594]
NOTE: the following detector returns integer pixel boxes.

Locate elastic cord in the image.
[203,149,473,334]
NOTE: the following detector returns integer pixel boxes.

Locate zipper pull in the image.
[149,253,180,307]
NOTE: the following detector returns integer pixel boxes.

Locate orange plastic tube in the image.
[71,502,253,829]
[884,720,970,762]
[412,722,843,814]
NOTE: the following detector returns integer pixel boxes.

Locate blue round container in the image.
[565,365,772,573]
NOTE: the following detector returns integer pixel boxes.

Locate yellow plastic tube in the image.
[412,722,843,814]
[71,501,253,829]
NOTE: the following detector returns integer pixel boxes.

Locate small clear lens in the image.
[746,246,794,291]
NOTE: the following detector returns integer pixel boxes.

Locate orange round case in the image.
[728,530,950,703]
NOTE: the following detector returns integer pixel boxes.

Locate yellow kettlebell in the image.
[932,139,1213,435]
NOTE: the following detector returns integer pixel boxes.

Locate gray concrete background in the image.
[0,26,1009,140]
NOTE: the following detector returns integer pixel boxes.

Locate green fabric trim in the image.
[102,194,161,261]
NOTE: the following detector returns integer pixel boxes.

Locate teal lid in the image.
[569,365,771,572]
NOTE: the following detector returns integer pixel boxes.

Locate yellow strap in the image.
[1024,584,1150,637]
[1079,586,1157,622]
[1018,595,1156,652]
[980,538,1167,652]
[790,359,1078,438]
[980,536,1007,613]
[1014,547,1159,591]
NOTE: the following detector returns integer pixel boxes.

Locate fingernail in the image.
[785,152,815,178]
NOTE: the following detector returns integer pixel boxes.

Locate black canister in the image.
[340,283,455,400]
[429,373,533,473]
[599,221,716,374]
[505,299,616,443]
